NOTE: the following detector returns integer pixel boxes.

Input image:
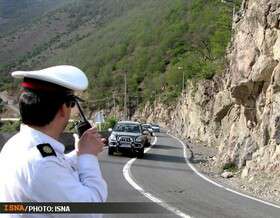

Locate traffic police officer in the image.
[0,65,107,217]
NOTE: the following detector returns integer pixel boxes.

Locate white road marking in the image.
[122,136,192,218]
[168,133,280,209]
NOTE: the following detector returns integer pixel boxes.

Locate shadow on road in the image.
[142,153,186,164]
[153,134,169,138]
[151,144,180,150]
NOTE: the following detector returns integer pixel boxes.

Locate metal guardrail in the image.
[0,118,20,121]
[0,118,95,123]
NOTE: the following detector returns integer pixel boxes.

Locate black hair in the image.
[19,78,73,127]
[19,78,74,127]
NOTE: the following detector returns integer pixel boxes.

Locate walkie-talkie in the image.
[75,99,92,137]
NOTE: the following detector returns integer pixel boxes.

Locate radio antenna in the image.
[75,98,87,122]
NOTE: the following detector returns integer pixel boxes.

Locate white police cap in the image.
[11,65,88,91]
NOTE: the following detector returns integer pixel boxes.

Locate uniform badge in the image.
[43,145,53,154]
[37,143,56,157]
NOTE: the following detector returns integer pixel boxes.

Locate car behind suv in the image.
[108,121,149,158]
[151,123,160,133]
[141,123,154,136]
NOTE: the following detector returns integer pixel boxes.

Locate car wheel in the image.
[137,148,144,158]
[108,147,114,155]
[144,140,150,147]
[129,149,135,158]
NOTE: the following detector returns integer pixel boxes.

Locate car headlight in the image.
[135,136,142,143]
[109,135,117,141]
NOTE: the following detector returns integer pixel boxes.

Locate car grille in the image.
[118,136,133,143]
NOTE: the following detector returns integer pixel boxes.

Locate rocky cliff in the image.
[134,0,280,183]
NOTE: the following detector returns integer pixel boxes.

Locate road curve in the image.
[98,132,279,218]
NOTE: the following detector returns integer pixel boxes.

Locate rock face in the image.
[134,0,280,183]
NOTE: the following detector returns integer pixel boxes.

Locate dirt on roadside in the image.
[186,139,280,206]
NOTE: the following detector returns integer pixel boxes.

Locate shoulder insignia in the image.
[37,143,57,157]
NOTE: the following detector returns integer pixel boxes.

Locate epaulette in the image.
[36,143,57,157]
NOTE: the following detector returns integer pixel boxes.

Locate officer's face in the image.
[61,104,72,131]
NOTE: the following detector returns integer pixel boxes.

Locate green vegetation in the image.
[64,121,76,133]
[101,116,118,131]
[0,0,240,111]
[222,162,238,172]
[0,0,143,82]
[0,0,71,36]
[47,0,235,107]
[0,121,20,133]
[64,116,117,133]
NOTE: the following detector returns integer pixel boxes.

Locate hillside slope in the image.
[0,0,137,77]
[0,0,69,29]
[0,0,235,112]
[45,0,234,110]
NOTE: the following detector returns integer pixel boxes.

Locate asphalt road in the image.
[99,132,280,218]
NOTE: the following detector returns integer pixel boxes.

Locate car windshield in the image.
[114,124,141,133]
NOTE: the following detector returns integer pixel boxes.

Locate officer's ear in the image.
[58,103,70,118]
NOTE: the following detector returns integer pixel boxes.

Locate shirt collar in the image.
[20,124,65,154]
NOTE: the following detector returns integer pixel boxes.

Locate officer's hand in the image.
[77,127,105,156]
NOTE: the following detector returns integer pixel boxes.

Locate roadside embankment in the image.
[133,0,280,205]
